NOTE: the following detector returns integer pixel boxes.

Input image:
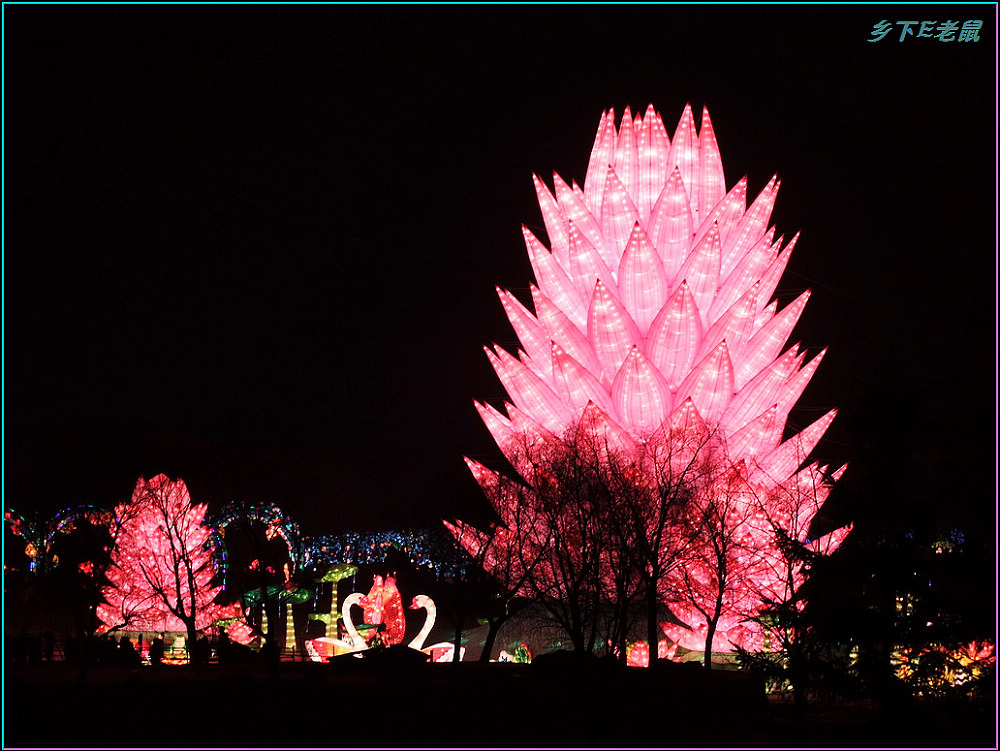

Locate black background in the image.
[4,5,995,541]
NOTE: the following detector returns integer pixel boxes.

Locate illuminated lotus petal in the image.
[522,226,589,328]
[695,177,747,249]
[776,347,827,416]
[751,408,837,483]
[646,280,703,388]
[617,222,669,334]
[636,104,670,221]
[566,219,618,299]
[532,175,570,268]
[674,222,721,318]
[474,400,515,451]
[552,343,617,419]
[676,340,734,424]
[722,175,779,275]
[668,104,699,219]
[584,108,616,218]
[710,229,776,320]
[649,167,693,284]
[699,281,758,363]
[612,107,640,208]
[807,523,853,556]
[588,280,643,378]
[612,346,673,434]
[555,173,608,269]
[757,232,799,311]
[726,404,781,461]
[498,288,551,380]
[721,345,801,434]
[486,346,572,432]
[737,289,811,386]
[601,166,641,266]
[531,285,603,377]
[697,107,726,226]
[577,401,639,456]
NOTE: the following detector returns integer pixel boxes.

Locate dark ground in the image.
[3,658,994,749]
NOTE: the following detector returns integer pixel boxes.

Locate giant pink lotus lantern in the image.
[448,104,851,654]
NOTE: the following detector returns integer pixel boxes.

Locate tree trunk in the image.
[704,618,716,671]
[646,581,660,666]
[480,618,501,663]
[452,620,462,663]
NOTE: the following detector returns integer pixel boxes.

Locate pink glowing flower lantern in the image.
[449,104,850,653]
[362,574,406,645]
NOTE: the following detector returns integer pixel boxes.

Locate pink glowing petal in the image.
[710,229,776,320]
[753,408,838,482]
[584,108,616,218]
[566,219,619,301]
[754,299,778,331]
[474,400,516,451]
[722,175,780,276]
[521,226,589,329]
[600,166,641,268]
[776,347,827,416]
[552,343,617,419]
[463,457,511,519]
[531,285,604,377]
[697,107,726,224]
[555,172,609,267]
[807,523,853,556]
[491,346,573,432]
[726,404,781,460]
[721,345,801,433]
[498,287,551,378]
[588,280,643,379]
[757,232,799,311]
[612,346,673,434]
[699,281,758,363]
[737,289,811,386]
[617,222,669,334]
[645,280,703,388]
[636,104,670,221]
[578,401,639,455]
[612,106,639,206]
[532,174,570,268]
[668,103,699,220]
[648,167,694,284]
[675,340,734,424]
[695,176,747,249]
[674,222,722,320]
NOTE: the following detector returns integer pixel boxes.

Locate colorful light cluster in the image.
[449,104,850,653]
[305,528,471,577]
[97,474,240,636]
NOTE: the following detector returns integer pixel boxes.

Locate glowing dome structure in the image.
[448,104,850,653]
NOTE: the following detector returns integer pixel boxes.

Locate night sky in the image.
[4,6,995,540]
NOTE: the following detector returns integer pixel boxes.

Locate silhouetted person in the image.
[193,636,211,664]
[118,636,141,666]
[149,636,165,665]
[42,631,55,661]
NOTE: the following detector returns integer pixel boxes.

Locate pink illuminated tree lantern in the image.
[97,474,242,651]
[449,104,850,659]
